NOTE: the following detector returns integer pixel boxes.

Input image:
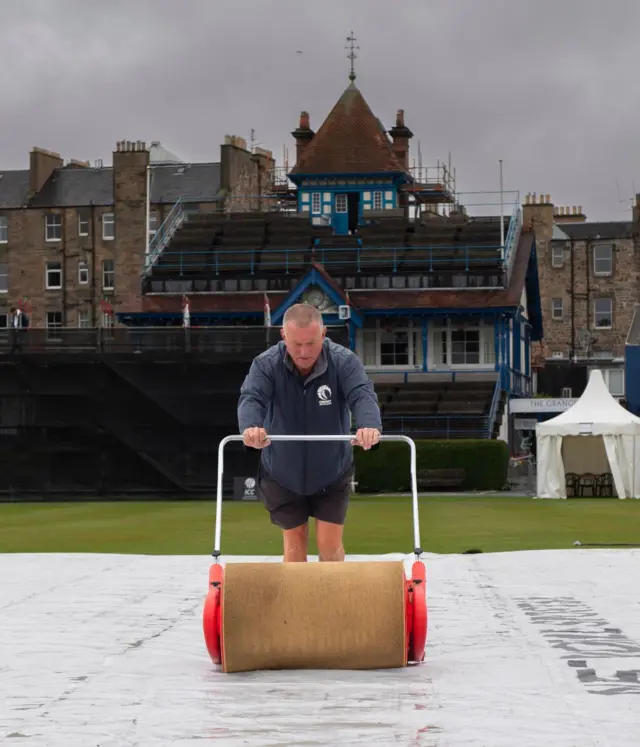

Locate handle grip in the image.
[213,434,422,559]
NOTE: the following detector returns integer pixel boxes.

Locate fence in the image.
[0,326,285,356]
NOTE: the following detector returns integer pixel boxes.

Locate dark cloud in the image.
[1,0,639,220]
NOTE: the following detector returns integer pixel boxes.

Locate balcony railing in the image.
[0,327,279,356]
[152,243,505,274]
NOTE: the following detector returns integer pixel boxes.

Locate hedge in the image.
[353,439,509,493]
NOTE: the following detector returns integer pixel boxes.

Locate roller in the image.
[202,434,428,673]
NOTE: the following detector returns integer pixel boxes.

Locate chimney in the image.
[387,109,413,170]
[112,139,150,315]
[553,203,587,224]
[291,111,314,166]
[67,159,90,168]
[522,191,554,240]
[29,146,63,194]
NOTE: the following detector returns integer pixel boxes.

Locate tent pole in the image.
[634,437,637,500]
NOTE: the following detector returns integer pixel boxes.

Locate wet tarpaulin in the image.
[1,550,640,746]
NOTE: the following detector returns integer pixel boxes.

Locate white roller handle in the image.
[213,434,422,559]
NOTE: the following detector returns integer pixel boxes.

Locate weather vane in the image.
[346,31,359,82]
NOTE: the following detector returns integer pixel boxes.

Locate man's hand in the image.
[351,427,381,450]
[242,427,270,449]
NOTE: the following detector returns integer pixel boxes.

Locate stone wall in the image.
[524,194,639,360]
[220,136,275,212]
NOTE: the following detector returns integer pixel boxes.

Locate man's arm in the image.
[339,351,382,431]
[237,357,274,433]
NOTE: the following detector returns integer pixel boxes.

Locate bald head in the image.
[282,303,323,328]
[281,303,326,374]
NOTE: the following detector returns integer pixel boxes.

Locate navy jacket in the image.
[237,338,382,496]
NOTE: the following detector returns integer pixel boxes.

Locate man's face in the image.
[281,321,326,373]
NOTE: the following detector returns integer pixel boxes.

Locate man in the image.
[237,303,382,562]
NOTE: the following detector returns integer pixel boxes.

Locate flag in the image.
[183,296,190,328]
[264,293,271,327]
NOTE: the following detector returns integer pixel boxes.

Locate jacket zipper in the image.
[302,383,307,495]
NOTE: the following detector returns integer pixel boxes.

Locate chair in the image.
[577,473,596,497]
[565,472,578,497]
[596,473,614,497]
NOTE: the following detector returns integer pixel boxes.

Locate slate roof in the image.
[289,82,405,176]
[0,171,30,209]
[558,221,633,240]
[0,162,221,209]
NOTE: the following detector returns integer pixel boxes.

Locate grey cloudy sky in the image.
[1,0,639,221]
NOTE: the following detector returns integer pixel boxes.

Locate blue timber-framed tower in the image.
[130,59,544,446]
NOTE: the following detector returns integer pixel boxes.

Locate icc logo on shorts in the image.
[317,385,332,406]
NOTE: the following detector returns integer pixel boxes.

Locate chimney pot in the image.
[299,111,310,129]
[396,109,405,127]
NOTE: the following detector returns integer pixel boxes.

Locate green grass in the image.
[1,495,640,555]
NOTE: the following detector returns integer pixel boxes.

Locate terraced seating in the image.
[375,378,497,439]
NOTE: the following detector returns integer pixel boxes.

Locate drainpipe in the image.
[145,164,151,256]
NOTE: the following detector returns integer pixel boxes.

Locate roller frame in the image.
[203,434,427,669]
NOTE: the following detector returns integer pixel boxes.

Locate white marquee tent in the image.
[536,369,640,499]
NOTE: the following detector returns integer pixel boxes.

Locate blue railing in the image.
[153,243,505,274]
[503,202,522,269]
[143,197,186,278]
[486,379,502,437]
[509,368,532,396]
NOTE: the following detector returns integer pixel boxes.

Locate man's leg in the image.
[315,519,345,561]
[256,471,310,562]
[311,471,351,561]
[283,524,308,562]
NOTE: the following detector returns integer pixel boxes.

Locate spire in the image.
[345,31,359,83]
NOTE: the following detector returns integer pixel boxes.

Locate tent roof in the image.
[537,369,640,436]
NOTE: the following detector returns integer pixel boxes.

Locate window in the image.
[335,194,348,213]
[311,193,321,214]
[102,259,115,290]
[551,244,564,268]
[593,298,612,329]
[0,216,7,243]
[46,311,62,339]
[77,310,90,328]
[45,261,62,290]
[449,328,480,365]
[78,260,89,285]
[0,313,7,328]
[149,211,158,236]
[593,244,613,276]
[102,213,114,240]
[379,329,409,366]
[373,191,383,210]
[45,214,61,242]
[0,263,7,293]
[551,298,563,320]
[78,213,89,237]
[607,369,624,396]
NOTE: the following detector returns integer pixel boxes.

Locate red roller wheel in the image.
[405,560,427,664]
[203,563,224,665]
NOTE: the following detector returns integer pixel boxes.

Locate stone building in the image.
[523,193,639,399]
[0,137,274,328]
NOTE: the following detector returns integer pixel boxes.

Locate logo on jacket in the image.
[317,385,332,406]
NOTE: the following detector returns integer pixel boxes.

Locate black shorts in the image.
[256,466,352,531]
